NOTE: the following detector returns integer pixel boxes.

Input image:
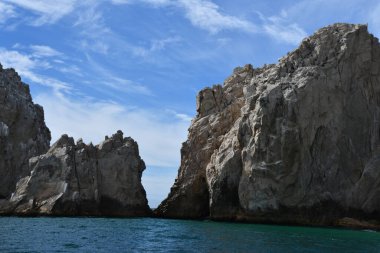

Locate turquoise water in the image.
[0,217,379,252]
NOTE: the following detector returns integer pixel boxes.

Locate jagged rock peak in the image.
[0,65,51,199]
[50,134,75,149]
[279,24,375,69]
[156,23,380,229]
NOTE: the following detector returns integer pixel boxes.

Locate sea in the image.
[0,217,379,253]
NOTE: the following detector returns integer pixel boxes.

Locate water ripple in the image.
[0,217,379,253]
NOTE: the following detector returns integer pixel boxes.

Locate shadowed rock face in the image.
[156,23,380,229]
[0,66,51,199]
[3,131,151,216]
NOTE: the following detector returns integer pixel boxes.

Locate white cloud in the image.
[35,92,189,168]
[0,2,16,23]
[0,48,35,72]
[177,0,256,34]
[30,45,63,58]
[4,0,78,25]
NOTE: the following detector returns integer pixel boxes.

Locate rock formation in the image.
[0,65,51,199]
[1,131,151,216]
[0,65,150,217]
[156,23,380,229]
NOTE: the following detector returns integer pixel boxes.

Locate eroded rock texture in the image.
[0,65,51,199]
[2,131,150,216]
[156,23,380,228]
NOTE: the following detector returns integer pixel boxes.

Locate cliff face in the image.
[2,131,150,216]
[156,23,380,228]
[0,66,51,199]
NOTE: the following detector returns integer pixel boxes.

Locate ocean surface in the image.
[0,217,379,253]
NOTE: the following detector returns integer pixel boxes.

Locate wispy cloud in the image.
[73,2,115,55]
[107,77,152,95]
[2,0,307,46]
[150,36,182,51]
[176,0,257,34]
[109,0,256,34]
[166,109,193,122]
[73,3,110,37]
[79,40,109,55]
[30,45,63,58]
[110,0,304,44]
[85,55,152,95]
[262,11,307,45]
[0,2,16,23]
[0,48,71,92]
[111,0,130,4]
[4,0,79,26]
[131,36,182,58]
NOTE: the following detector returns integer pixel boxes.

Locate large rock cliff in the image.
[156,23,380,229]
[2,131,150,216]
[0,65,51,199]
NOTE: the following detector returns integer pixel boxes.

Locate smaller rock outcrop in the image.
[1,130,150,216]
[0,65,51,199]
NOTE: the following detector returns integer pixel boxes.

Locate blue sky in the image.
[0,0,379,207]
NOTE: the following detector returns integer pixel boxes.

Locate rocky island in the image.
[156,23,380,229]
[0,66,150,216]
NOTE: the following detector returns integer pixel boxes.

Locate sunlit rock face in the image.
[4,131,151,216]
[0,66,51,199]
[156,23,380,229]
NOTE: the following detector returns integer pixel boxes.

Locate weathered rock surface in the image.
[1,130,150,216]
[156,23,380,229]
[0,65,51,199]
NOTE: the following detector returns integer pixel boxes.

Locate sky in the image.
[0,0,379,207]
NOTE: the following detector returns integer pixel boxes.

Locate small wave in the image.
[63,243,81,249]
